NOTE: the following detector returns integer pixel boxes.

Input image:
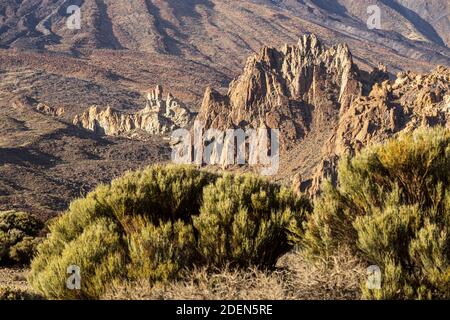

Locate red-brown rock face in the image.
[311,65,450,193]
[197,34,450,194]
[197,34,363,149]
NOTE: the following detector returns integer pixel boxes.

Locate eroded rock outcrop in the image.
[73,86,192,140]
[196,34,450,194]
[311,65,450,193]
[36,103,65,117]
[197,34,362,149]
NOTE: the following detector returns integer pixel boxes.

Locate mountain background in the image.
[0,0,449,218]
[1,0,449,109]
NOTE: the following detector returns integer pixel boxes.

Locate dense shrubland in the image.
[304,127,450,299]
[29,165,309,299]
[26,126,450,300]
[0,211,43,266]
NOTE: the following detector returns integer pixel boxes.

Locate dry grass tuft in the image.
[104,248,366,300]
[277,248,366,300]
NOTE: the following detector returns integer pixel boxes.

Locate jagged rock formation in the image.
[197,34,362,149]
[312,65,450,192]
[36,103,65,117]
[197,34,450,194]
[73,86,191,140]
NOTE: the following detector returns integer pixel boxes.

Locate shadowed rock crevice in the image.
[94,0,123,49]
[380,0,446,46]
[142,0,182,55]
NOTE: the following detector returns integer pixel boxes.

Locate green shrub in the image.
[128,220,198,282]
[29,165,308,299]
[9,237,43,265]
[194,174,308,268]
[0,211,43,266]
[303,127,450,299]
[29,165,213,299]
[29,217,127,300]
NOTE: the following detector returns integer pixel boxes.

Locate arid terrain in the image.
[0,0,450,301]
[0,0,449,217]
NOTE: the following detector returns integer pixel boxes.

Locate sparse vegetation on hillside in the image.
[304,127,450,299]
[22,127,450,300]
[29,165,309,299]
[0,211,43,266]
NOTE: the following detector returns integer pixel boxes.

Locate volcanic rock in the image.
[73,86,192,140]
[197,34,362,149]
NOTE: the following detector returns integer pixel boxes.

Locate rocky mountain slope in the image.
[312,65,450,192]
[0,1,449,218]
[0,0,449,114]
[73,86,192,139]
[197,34,362,148]
[1,0,449,69]
[0,96,170,219]
[197,34,450,192]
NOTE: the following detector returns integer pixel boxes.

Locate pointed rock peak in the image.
[299,33,319,46]
[147,85,164,101]
[377,63,388,73]
[245,46,279,70]
[259,46,278,63]
[297,33,324,56]
[203,86,222,101]
[197,35,364,152]
[201,87,217,109]
[155,85,163,98]
[431,65,450,79]
[336,44,352,60]
[202,86,213,101]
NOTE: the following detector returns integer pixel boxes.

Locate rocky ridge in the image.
[36,103,65,117]
[312,65,450,192]
[73,86,192,140]
[197,34,362,149]
[197,34,450,193]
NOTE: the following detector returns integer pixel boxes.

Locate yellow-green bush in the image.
[128,220,198,282]
[194,174,308,268]
[29,218,127,300]
[0,211,43,265]
[29,165,308,299]
[303,127,450,299]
